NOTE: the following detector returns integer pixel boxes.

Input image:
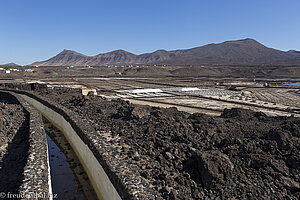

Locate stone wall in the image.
[0,91,51,199]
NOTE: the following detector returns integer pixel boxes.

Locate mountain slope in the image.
[162,39,300,65]
[86,50,137,66]
[0,62,20,67]
[31,39,300,66]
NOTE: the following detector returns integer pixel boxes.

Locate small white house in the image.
[2,70,11,74]
[81,88,97,96]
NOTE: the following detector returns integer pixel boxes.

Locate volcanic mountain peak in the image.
[58,49,88,56]
[212,38,266,49]
[153,49,169,54]
[97,49,136,56]
[111,49,133,53]
[62,49,72,52]
[229,38,258,43]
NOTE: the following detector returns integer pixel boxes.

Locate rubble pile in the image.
[34,88,300,199]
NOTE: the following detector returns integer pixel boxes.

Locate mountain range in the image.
[31,39,300,66]
[0,63,20,67]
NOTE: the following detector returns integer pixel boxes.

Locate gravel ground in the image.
[0,91,50,197]
[0,92,29,194]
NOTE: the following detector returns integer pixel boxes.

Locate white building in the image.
[81,88,97,96]
[2,70,11,74]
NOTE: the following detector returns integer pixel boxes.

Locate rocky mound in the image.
[29,88,300,199]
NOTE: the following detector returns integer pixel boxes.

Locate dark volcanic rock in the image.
[267,129,291,150]
[221,107,265,120]
[185,150,234,189]
[131,106,150,119]
[14,86,300,200]
[286,155,300,169]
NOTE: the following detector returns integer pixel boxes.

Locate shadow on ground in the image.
[0,109,30,194]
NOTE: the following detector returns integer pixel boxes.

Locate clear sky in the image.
[0,0,300,65]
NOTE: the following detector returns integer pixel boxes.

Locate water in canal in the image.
[285,83,300,86]
[43,117,98,200]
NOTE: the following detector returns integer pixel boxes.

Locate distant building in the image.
[2,70,11,74]
[81,88,97,96]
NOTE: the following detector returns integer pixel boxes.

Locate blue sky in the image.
[0,0,299,65]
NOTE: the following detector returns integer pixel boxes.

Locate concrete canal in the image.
[43,117,98,200]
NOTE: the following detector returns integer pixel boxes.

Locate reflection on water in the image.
[44,117,98,200]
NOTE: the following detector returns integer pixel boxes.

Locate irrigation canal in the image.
[43,117,98,200]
